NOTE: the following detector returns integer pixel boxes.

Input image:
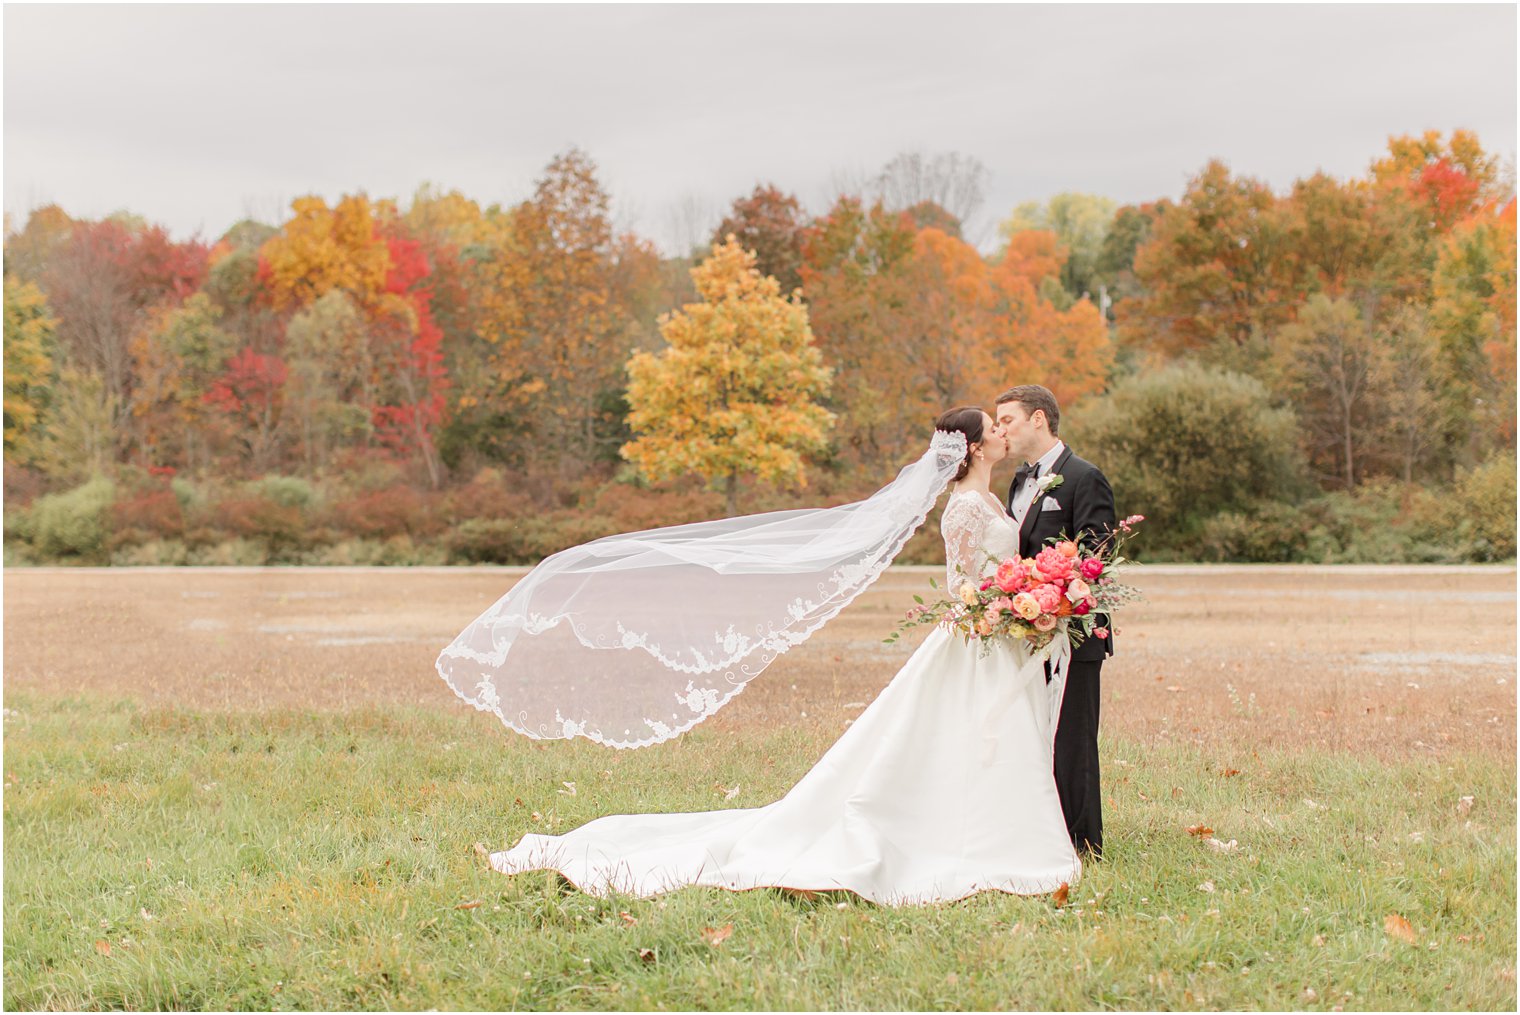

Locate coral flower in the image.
[1056,540,1079,558]
[1033,614,1058,632]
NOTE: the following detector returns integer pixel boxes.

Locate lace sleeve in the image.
[940,494,992,594]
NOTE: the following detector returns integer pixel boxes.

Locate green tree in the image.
[999,192,1117,302]
[622,238,833,515]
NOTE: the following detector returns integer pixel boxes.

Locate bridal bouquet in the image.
[888,516,1145,652]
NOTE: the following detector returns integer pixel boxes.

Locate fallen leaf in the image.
[723,784,741,801]
[139,908,154,921]
[1303,987,1319,1002]
[637,948,656,963]
[619,911,638,927]
[1221,768,1241,778]
[701,923,734,947]
[1051,882,1070,908]
[1198,880,1216,893]
[94,940,112,957]
[1204,837,1239,854]
[1384,913,1417,945]
[1185,824,1214,838]
[1457,795,1474,817]
[530,811,542,824]
[1166,685,1183,693]
[1312,934,1327,947]
[455,900,483,910]
[558,782,576,796]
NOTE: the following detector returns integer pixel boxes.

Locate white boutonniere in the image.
[1034,473,1064,497]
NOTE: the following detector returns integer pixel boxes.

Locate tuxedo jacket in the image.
[1007,445,1117,663]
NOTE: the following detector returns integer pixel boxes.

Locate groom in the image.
[995,384,1116,860]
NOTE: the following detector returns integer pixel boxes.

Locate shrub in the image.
[327,486,444,539]
[246,475,319,511]
[24,476,115,561]
[217,495,304,551]
[582,483,723,534]
[1454,451,1517,561]
[441,468,535,526]
[1068,362,1309,555]
[109,488,185,541]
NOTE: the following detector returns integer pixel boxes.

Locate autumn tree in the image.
[472,149,661,472]
[1429,197,1518,457]
[1371,129,1504,231]
[622,238,833,515]
[1120,160,1298,362]
[37,218,209,459]
[801,198,1110,473]
[3,205,74,286]
[283,291,373,471]
[3,278,57,465]
[1273,295,1399,489]
[257,195,390,313]
[130,293,239,471]
[998,193,1117,302]
[712,184,808,295]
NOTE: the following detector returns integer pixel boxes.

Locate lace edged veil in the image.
[435,430,969,748]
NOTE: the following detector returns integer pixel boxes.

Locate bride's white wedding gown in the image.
[490,489,1081,904]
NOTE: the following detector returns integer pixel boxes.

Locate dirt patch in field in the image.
[4,566,1514,762]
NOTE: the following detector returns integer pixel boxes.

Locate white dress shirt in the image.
[1009,440,1066,529]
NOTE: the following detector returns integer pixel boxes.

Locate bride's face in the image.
[976,411,1008,464]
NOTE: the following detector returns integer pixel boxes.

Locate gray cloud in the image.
[5,3,1515,253]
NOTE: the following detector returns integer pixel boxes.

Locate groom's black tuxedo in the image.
[1008,445,1117,663]
[1007,443,1115,858]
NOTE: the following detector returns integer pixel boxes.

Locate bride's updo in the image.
[934,406,986,482]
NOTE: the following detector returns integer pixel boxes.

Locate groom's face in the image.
[996,402,1037,461]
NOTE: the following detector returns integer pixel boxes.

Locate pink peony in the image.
[994,558,1024,593]
[1033,613,1058,632]
[1079,558,1104,581]
[1034,546,1074,581]
[1032,584,1063,614]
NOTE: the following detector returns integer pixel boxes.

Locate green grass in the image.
[4,695,1514,1011]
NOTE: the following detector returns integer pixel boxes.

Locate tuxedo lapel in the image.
[1019,446,1075,555]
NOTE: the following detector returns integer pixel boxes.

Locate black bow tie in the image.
[1013,463,1039,490]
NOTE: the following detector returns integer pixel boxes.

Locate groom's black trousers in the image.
[1053,658,1103,857]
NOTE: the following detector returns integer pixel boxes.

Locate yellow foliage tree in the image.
[3,278,57,465]
[622,238,833,515]
[256,195,391,312]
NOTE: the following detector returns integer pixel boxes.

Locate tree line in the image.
[3,132,1514,565]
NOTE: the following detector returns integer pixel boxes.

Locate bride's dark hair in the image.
[934,406,986,482]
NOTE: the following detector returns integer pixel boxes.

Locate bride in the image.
[436,407,1081,905]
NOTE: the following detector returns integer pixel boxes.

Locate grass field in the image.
[4,566,1516,1010]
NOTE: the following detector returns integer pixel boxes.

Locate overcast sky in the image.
[4,3,1516,254]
